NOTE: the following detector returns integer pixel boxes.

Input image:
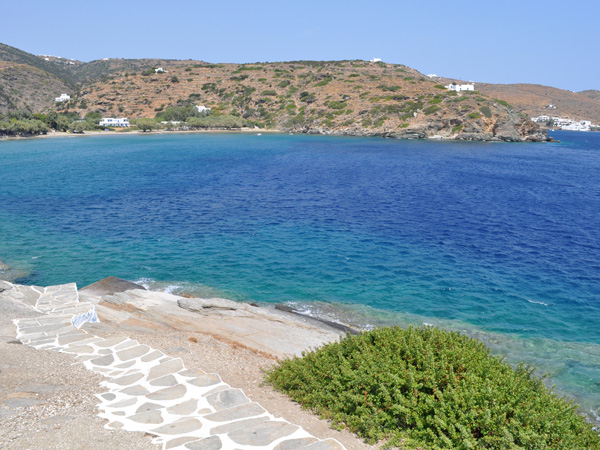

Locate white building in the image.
[55,93,70,102]
[155,67,167,73]
[446,83,475,92]
[427,74,438,78]
[99,118,130,127]
[531,115,550,123]
[196,105,211,114]
[370,58,382,63]
[562,120,592,131]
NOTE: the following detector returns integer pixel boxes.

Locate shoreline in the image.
[2,263,600,428]
[0,126,555,143]
[0,127,283,141]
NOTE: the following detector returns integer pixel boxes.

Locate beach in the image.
[0,277,376,450]
[0,127,282,141]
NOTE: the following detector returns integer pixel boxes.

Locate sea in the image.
[0,130,599,423]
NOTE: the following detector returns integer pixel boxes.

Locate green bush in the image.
[468,112,481,119]
[480,105,493,118]
[377,85,402,92]
[423,105,441,115]
[266,326,600,450]
[314,77,332,87]
[261,90,277,96]
[494,99,512,108]
[328,101,346,110]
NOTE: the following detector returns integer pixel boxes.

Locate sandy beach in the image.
[0,277,377,450]
[0,127,283,141]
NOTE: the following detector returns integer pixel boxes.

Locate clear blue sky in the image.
[2,0,598,91]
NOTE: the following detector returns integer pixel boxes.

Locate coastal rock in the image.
[80,276,146,296]
[177,297,243,315]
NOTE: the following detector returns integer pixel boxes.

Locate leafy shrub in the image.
[468,112,481,119]
[266,326,600,449]
[314,77,332,87]
[494,99,512,108]
[434,85,446,89]
[429,98,442,105]
[423,105,440,115]
[261,90,277,96]
[377,85,402,92]
[328,101,346,110]
[480,105,492,118]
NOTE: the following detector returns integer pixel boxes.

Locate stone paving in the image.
[6,281,346,450]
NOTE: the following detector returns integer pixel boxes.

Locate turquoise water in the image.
[0,131,599,422]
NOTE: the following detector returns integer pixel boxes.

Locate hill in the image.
[0,61,74,112]
[7,42,593,141]
[54,59,544,141]
[438,75,600,125]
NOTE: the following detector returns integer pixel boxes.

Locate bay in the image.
[0,130,599,422]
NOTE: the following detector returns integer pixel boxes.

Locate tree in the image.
[136,118,158,132]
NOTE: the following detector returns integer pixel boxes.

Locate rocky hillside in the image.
[0,61,74,112]
[0,42,564,141]
[59,60,545,141]
[439,75,600,125]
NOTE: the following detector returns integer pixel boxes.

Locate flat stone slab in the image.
[116,344,151,361]
[150,417,202,435]
[130,409,164,424]
[184,436,222,450]
[147,358,184,381]
[147,384,187,401]
[188,373,221,388]
[165,398,198,415]
[228,420,300,446]
[274,437,319,450]
[150,374,179,387]
[210,416,269,435]
[205,388,250,411]
[303,439,348,450]
[204,402,266,423]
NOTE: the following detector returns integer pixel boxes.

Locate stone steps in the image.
[7,281,347,450]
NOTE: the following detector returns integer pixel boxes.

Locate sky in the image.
[2,0,598,91]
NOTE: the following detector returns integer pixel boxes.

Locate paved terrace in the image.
[2,281,347,450]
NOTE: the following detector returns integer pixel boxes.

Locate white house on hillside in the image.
[446,83,475,92]
[155,67,167,73]
[55,93,70,102]
[370,58,382,63]
[99,118,130,127]
[196,105,211,114]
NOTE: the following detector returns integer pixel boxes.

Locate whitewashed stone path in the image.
[6,282,346,450]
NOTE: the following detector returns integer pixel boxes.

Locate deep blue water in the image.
[0,130,599,420]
